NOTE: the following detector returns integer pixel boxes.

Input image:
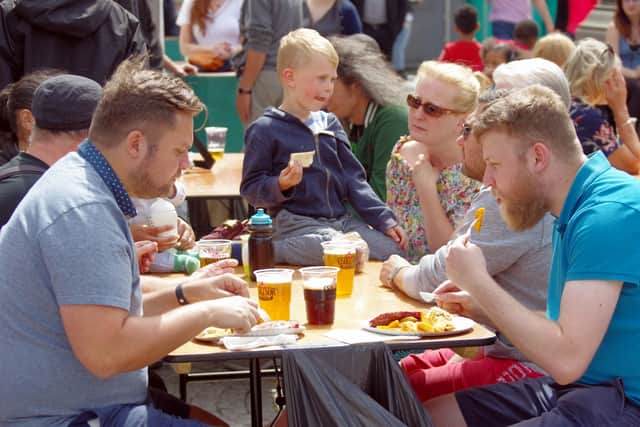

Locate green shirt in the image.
[350,103,408,201]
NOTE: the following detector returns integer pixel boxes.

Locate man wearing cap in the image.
[0,74,102,227]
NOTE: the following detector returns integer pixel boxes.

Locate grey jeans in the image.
[272,209,404,265]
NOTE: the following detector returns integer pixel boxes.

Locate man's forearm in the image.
[469,273,590,383]
[62,302,214,379]
[238,49,267,91]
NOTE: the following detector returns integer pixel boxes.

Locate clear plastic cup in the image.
[205,126,228,161]
[321,241,357,297]
[254,268,294,321]
[197,239,231,268]
[299,266,339,325]
[240,234,250,280]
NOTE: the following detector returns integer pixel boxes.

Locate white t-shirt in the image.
[176,0,242,47]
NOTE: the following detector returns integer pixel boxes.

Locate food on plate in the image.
[252,320,300,331]
[195,320,302,342]
[473,207,485,232]
[370,307,455,333]
[197,327,230,340]
[290,150,315,167]
[369,311,422,327]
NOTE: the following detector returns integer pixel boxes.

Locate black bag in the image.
[281,343,433,427]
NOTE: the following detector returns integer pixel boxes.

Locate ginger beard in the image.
[491,169,547,232]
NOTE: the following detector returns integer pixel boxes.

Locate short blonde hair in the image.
[416,60,480,113]
[277,28,339,75]
[563,38,615,105]
[532,33,575,68]
[474,85,582,160]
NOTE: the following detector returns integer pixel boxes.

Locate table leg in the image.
[249,358,262,427]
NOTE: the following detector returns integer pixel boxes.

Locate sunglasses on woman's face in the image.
[406,94,462,118]
[460,123,473,140]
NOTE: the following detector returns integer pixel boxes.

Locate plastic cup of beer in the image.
[205,126,227,161]
[298,266,338,325]
[240,234,250,280]
[254,268,294,321]
[197,239,231,268]
[321,241,357,297]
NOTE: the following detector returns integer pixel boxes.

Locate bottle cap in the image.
[249,208,272,225]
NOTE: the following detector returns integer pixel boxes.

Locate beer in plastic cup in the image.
[255,268,293,321]
[205,126,227,161]
[197,239,231,268]
[240,234,250,280]
[321,241,357,297]
[299,266,338,325]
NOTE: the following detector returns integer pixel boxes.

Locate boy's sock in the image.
[148,249,200,274]
[173,250,200,274]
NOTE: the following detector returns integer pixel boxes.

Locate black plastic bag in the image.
[282,343,433,427]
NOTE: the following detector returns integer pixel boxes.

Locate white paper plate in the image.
[363,316,475,337]
[194,325,305,343]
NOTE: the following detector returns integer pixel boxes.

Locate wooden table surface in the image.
[181,153,243,199]
[165,262,496,362]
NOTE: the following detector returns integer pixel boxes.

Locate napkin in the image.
[220,334,299,350]
[324,329,419,344]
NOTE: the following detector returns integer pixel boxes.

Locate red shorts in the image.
[400,348,544,401]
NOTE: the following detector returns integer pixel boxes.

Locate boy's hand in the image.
[176,218,196,250]
[278,160,303,191]
[385,225,408,250]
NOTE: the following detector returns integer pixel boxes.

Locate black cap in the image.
[31,74,102,131]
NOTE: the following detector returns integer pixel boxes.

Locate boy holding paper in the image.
[240,28,407,265]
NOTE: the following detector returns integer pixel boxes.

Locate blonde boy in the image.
[240,28,407,265]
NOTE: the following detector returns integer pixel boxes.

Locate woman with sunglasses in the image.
[326,34,408,201]
[386,61,481,262]
[564,38,640,174]
[607,0,640,134]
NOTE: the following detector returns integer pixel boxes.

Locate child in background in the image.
[240,28,407,266]
[532,32,576,68]
[480,38,516,81]
[439,4,483,72]
[513,19,539,50]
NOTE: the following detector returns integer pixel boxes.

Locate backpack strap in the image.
[0,164,47,181]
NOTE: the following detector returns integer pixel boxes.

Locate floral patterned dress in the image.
[386,140,481,262]
[570,98,622,156]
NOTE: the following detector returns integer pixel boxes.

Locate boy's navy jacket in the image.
[241,108,398,233]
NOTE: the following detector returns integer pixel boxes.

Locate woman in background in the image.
[565,38,640,174]
[327,34,407,202]
[607,0,640,130]
[177,0,243,71]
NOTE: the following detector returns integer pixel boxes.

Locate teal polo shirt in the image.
[549,151,640,404]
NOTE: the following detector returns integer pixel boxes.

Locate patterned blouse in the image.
[570,98,622,156]
[386,139,481,262]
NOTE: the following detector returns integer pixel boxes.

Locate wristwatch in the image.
[175,282,189,305]
[237,87,253,95]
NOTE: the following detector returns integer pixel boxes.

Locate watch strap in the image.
[175,282,189,305]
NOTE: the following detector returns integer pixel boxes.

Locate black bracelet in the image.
[238,87,252,95]
[175,283,189,305]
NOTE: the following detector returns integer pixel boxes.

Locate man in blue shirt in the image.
[426,85,640,426]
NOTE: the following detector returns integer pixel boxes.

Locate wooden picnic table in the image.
[163,261,496,427]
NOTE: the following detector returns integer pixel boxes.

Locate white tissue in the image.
[220,334,299,350]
